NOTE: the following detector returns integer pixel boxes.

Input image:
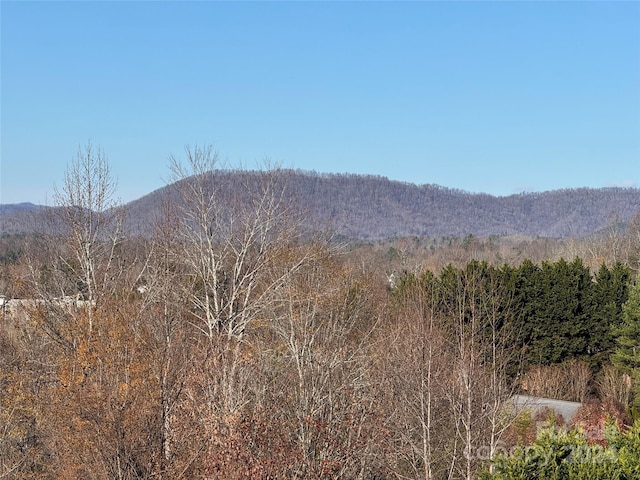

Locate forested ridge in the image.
[2,146,640,479]
[2,169,639,239]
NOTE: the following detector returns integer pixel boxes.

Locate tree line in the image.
[394,257,632,375]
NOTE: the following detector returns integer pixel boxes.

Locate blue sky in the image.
[1,1,639,204]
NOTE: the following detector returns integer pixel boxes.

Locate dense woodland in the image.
[2,168,640,240]
[1,145,640,479]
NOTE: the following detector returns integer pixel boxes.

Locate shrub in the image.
[480,420,640,480]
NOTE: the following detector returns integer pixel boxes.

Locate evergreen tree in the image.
[612,277,640,406]
[511,259,542,369]
[516,258,594,367]
[590,262,631,369]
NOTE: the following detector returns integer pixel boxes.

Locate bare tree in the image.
[479,267,520,473]
[269,252,382,478]
[27,143,126,335]
[383,272,454,480]
[168,145,309,341]
[165,146,328,476]
[439,263,519,480]
[140,198,203,479]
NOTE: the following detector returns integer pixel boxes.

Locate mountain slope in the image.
[2,170,639,239]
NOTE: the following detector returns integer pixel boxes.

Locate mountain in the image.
[0,202,45,215]
[2,170,639,240]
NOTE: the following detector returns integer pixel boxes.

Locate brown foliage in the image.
[570,399,629,445]
[41,302,159,479]
[520,359,592,402]
[596,365,633,406]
